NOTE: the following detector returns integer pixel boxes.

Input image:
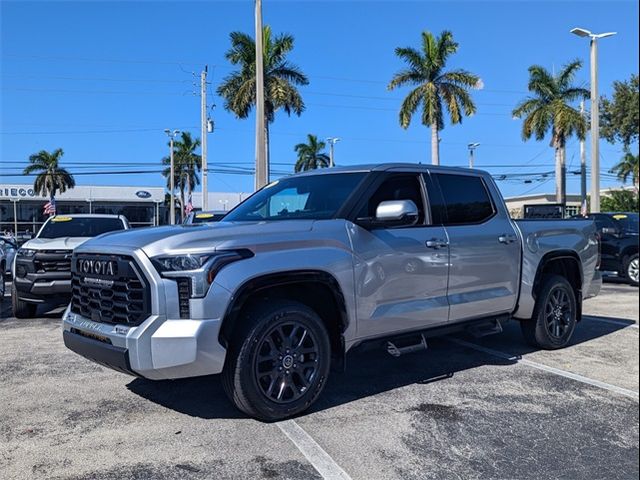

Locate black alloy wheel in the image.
[543,286,573,340]
[521,274,577,350]
[254,322,320,404]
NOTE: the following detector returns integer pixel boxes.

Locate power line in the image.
[1,74,192,84]
[3,53,205,66]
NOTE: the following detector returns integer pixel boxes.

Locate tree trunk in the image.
[554,145,566,205]
[431,124,440,165]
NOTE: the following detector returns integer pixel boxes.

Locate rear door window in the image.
[430,173,495,225]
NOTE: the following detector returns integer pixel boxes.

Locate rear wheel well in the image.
[533,253,582,320]
[220,272,348,370]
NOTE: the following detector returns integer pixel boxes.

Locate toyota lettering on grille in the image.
[77,258,118,277]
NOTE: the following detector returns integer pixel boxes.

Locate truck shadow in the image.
[126,316,634,420]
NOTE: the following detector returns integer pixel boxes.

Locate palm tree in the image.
[162,132,202,222]
[388,30,480,165]
[610,150,639,190]
[513,60,589,204]
[23,148,75,199]
[217,25,309,174]
[294,135,331,172]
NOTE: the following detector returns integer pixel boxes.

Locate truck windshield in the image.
[222,173,366,222]
[39,217,126,239]
[614,213,639,234]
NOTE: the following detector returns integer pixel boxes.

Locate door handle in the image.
[426,239,448,249]
[498,234,517,244]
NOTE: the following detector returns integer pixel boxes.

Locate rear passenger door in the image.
[426,172,520,322]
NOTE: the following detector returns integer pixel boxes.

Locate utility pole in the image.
[467,142,480,169]
[579,99,587,208]
[11,199,18,237]
[571,27,616,213]
[201,66,209,210]
[164,129,180,225]
[326,137,340,167]
[254,0,267,190]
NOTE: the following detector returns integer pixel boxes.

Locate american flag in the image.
[185,193,194,215]
[43,196,56,215]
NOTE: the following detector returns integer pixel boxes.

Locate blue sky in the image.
[1,0,638,198]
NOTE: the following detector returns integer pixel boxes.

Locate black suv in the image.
[585,212,639,286]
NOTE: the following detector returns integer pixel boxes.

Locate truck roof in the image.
[293,162,490,177]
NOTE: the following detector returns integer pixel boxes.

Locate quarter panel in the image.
[513,219,600,319]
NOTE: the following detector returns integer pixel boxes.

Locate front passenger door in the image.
[349,173,450,338]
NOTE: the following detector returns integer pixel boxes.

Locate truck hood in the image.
[22,237,92,251]
[76,221,317,258]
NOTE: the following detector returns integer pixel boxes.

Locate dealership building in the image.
[0,184,248,236]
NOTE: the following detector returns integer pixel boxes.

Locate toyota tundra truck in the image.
[13,214,129,318]
[63,164,601,420]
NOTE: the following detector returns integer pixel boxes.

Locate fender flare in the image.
[218,269,349,353]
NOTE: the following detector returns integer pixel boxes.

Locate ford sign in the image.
[136,190,152,199]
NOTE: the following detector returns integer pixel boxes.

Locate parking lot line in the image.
[277,419,353,480]
[448,337,640,400]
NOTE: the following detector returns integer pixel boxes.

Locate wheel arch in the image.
[219,270,349,370]
[532,250,583,321]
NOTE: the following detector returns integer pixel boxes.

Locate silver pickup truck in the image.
[63,164,601,420]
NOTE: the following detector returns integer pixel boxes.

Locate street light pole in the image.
[254,0,267,190]
[571,27,616,213]
[579,99,587,208]
[326,137,340,167]
[164,129,181,225]
[467,142,480,169]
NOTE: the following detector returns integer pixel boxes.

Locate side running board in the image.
[386,333,428,357]
[465,317,504,338]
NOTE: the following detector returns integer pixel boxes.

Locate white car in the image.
[12,214,130,318]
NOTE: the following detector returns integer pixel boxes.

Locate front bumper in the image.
[14,252,72,303]
[63,329,136,376]
[62,295,229,381]
[14,275,71,302]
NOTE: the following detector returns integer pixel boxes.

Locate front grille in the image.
[34,250,72,273]
[70,254,151,326]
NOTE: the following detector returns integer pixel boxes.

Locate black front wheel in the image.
[521,275,577,349]
[222,300,331,421]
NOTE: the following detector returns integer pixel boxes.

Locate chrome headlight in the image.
[17,248,36,257]
[151,250,253,298]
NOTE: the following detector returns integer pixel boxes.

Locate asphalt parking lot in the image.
[1,281,638,480]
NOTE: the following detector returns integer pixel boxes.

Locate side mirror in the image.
[375,200,419,226]
[601,227,618,236]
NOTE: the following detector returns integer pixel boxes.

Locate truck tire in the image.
[521,274,577,350]
[222,300,331,421]
[11,284,37,319]
[623,254,639,287]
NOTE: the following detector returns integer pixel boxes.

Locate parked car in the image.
[183,210,227,224]
[584,212,639,286]
[1,236,18,275]
[12,214,130,318]
[0,242,6,301]
[63,164,601,421]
